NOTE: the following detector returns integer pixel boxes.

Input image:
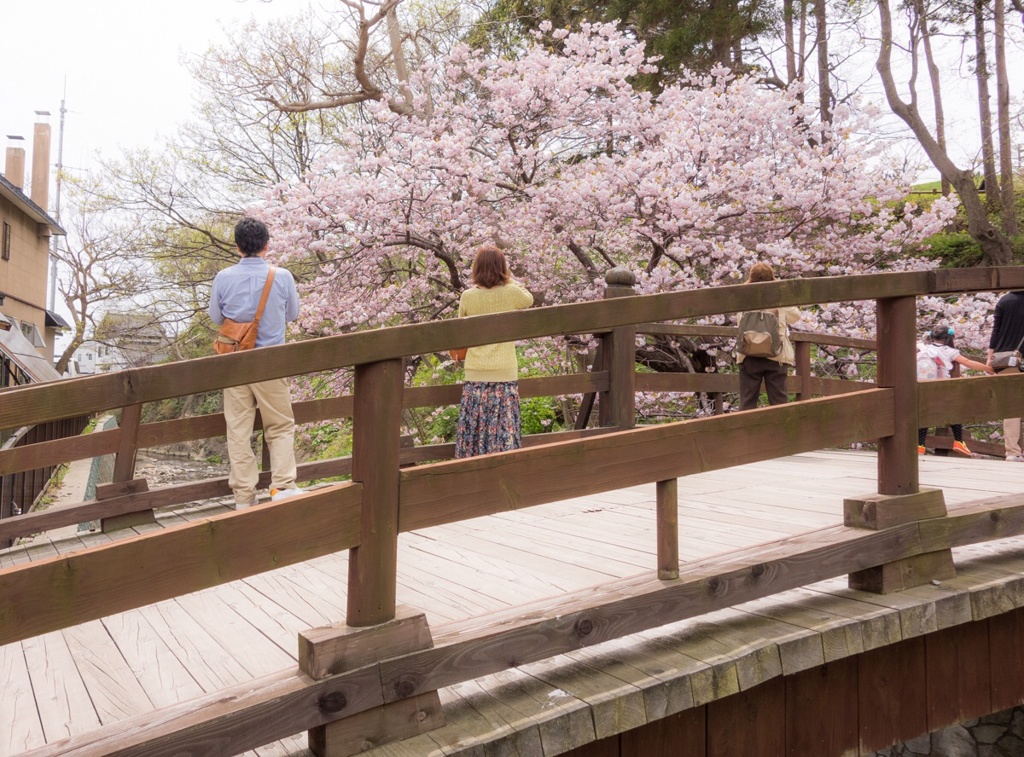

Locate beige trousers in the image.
[224,377,298,503]
[997,368,1022,457]
[1005,417,1023,457]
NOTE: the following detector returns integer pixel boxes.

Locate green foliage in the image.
[908,183,1024,268]
[468,0,772,89]
[919,232,986,268]
[305,421,352,460]
[520,396,559,435]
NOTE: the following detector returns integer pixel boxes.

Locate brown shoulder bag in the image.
[213,266,277,355]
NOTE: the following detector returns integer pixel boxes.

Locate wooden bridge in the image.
[2,267,1024,756]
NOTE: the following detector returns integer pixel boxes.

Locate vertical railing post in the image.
[656,478,679,580]
[844,295,953,594]
[347,358,404,627]
[111,403,143,484]
[599,267,637,430]
[794,340,812,402]
[875,297,918,496]
[303,360,445,757]
[100,403,153,532]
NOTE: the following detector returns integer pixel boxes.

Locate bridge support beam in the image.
[347,358,403,627]
[300,605,445,757]
[844,488,955,593]
[876,296,919,496]
[657,478,679,580]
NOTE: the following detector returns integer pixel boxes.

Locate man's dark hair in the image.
[234,217,270,257]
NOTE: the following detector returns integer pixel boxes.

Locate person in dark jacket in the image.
[987,291,1024,462]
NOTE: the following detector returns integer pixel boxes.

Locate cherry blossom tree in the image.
[263,21,955,374]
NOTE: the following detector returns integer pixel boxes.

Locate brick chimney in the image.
[5,135,26,189]
[31,118,51,210]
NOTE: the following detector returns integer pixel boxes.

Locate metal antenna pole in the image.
[48,84,66,311]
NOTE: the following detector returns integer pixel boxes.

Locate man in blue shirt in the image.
[209,217,303,507]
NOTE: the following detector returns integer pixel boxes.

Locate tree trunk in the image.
[876,0,1013,266]
[709,0,736,66]
[784,0,798,83]
[815,0,831,122]
[974,0,1000,211]
[993,0,1017,234]
[915,0,950,197]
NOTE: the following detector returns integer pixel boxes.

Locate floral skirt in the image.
[455,381,522,458]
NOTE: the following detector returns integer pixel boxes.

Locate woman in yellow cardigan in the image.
[455,245,534,458]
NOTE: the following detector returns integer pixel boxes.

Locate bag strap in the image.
[252,266,277,324]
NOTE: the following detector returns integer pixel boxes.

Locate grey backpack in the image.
[737,310,782,357]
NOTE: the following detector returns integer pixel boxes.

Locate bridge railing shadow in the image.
[2,266,1024,755]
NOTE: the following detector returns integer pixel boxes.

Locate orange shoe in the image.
[917,445,926,455]
[952,441,973,458]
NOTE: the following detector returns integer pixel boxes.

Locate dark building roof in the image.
[0,173,65,236]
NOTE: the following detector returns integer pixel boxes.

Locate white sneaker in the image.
[1007,455,1024,462]
[270,487,305,501]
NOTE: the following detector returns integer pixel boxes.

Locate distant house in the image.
[0,119,67,388]
[73,314,171,373]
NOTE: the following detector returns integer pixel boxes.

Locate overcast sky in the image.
[0,0,309,197]
[1,1,1019,200]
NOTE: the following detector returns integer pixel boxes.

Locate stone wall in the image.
[871,707,1024,756]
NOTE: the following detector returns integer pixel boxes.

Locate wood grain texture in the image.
[0,268,945,430]
[925,621,993,730]
[785,657,858,757]
[656,479,678,580]
[377,522,923,702]
[0,428,120,478]
[848,549,956,594]
[858,637,928,754]
[620,707,705,757]
[843,488,947,530]
[400,390,894,532]
[0,484,363,645]
[308,692,444,757]
[21,666,384,757]
[706,675,785,757]
[348,360,403,627]
[875,296,919,496]
[300,607,434,680]
[919,372,1024,427]
[988,608,1024,712]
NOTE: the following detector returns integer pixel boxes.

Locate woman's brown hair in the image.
[746,262,776,283]
[471,244,510,289]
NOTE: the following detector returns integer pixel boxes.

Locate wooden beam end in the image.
[299,605,434,681]
[844,488,947,530]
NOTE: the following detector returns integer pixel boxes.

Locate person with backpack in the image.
[916,324,993,457]
[736,262,802,410]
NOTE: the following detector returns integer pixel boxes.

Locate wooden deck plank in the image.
[136,600,254,692]
[173,590,296,677]
[241,567,342,631]
[8,449,1024,755]
[62,621,154,723]
[101,610,206,708]
[0,641,46,754]
[22,631,100,743]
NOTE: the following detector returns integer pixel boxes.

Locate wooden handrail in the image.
[5,266,1024,755]
[21,491,1024,756]
[4,267,1023,431]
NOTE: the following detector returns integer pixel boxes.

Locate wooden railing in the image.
[0,415,90,548]
[2,266,1024,756]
